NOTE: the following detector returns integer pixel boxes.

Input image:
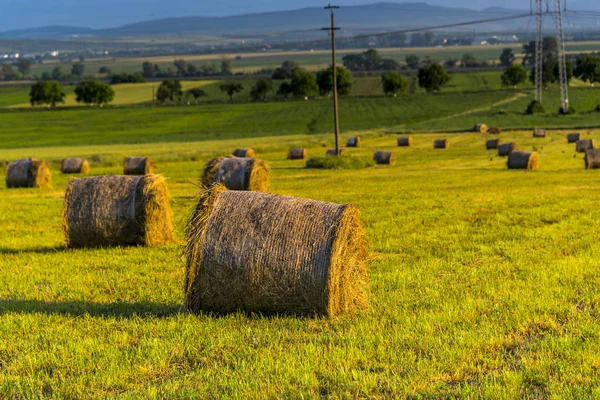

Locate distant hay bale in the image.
[61,158,90,174]
[201,156,269,192]
[576,139,594,153]
[124,157,154,175]
[486,139,501,150]
[433,139,448,149]
[497,142,517,157]
[373,151,395,165]
[5,158,52,189]
[184,185,369,316]
[287,148,307,160]
[233,148,255,158]
[488,126,502,134]
[63,175,176,248]
[567,133,581,143]
[397,137,413,147]
[507,151,539,170]
[473,124,488,133]
[533,129,546,138]
[346,137,361,147]
[585,149,600,169]
[326,148,347,156]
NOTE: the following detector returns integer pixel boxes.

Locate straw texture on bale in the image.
[287,148,307,160]
[498,142,517,157]
[488,126,502,134]
[567,133,581,143]
[507,151,539,170]
[397,137,413,147]
[61,158,90,174]
[486,139,501,150]
[326,148,347,156]
[5,159,52,189]
[584,149,600,169]
[474,124,488,133]
[201,156,269,192]
[346,137,361,147]
[373,151,396,165]
[184,185,369,316]
[576,139,594,153]
[233,148,255,158]
[533,129,546,138]
[63,174,175,248]
[124,157,154,175]
[434,139,448,149]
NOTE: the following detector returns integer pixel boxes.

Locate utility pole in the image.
[322,5,341,155]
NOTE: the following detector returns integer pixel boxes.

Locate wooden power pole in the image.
[322,5,341,155]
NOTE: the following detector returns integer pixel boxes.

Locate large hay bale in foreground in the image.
[184,185,368,316]
[397,137,413,147]
[61,158,90,174]
[567,133,581,143]
[201,157,269,192]
[124,157,154,175]
[326,148,347,156]
[287,148,307,160]
[346,137,361,147]
[433,139,448,149]
[5,159,52,188]
[584,149,600,169]
[488,126,502,135]
[533,129,546,138]
[233,148,255,158]
[497,142,517,157]
[507,151,539,170]
[576,139,594,153]
[373,151,395,165]
[486,139,501,150]
[63,175,176,248]
[473,124,488,133]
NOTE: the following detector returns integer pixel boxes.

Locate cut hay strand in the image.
[346,137,361,147]
[233,148,255,158]
[584,149,600,169]
[287,148,307,160]
[486,139,501,150]
[497,142,517,157]
[433,139,448,149]
[201,157,269,192]
[373,151,396,165]
[326,148,347,156]
[124,157,154,175]
[567,133,581,143]
[397,137,413,147]
[473,124,488,133]
[576,139,594,153]
[63,174,176,248]
[61,158,90,174]
[184,185,369,316]
[507,151,539,170]
[533,129,546,138]
[5,159,52,189]
[488,126,502,134]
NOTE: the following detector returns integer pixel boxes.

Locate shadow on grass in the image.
[0,246,69,255]
[0,298,181,318]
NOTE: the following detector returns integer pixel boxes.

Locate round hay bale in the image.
[397,137,413,147]
[584,149,600,169]
[533,129,546,138]
[474,124,488,133]
[326,148,346,156]
[184,185,369,316]
[233,148,255,158]
[63,175,176,248]
[433,139,448,149]
[486,139,501,150]
[497,142,517,157]
[5,159,52,189]
[488,126,502,134]
[567,133,581,143]
[346,137,361,147]
[201,157,269,192]
[124,157,154,175]
[507,151,539,170]
[576,139,594,153]
[287,148,307,160]
[373,151,395,165]
[61,158,90,174]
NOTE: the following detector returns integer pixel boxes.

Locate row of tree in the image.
[29,80,115,107]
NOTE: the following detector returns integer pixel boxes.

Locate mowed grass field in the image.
[1,127,600,397]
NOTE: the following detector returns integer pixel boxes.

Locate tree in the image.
[381,72,408,96]
[418,64,450,93]
[574,55,600,85]
[174,59,189,76]
[289,69,318,97]
[529,62,555,88]
[16,58,32,75]
[219,82,244,101]
[52,66,65,81]
[410,33,427,47]
[342,54,366,71]
[277,81,293,98]
[74,80,115,106]
[110,73,146,84]
[272,60,300,80]
[522,37,558,66]
[526,99,545,114]
[444,59,459,69]
[362,49,382,71]
[378,59,400,71]
[501,65,527,87]
[424,31,436,46]
[405,55,420,69]
[461,53,479,68]
[99,66,111,74]
[221,59,233,76]
[71,63,85,78]
[553,59,574,84]
[316,67,353,96]
[2,64,21,81]
[187,88,207,102]
[156,79,183,103]
[499,48,516,67]
[142,61,161,78]
[29,80,66,108]
[250,78,273,101]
